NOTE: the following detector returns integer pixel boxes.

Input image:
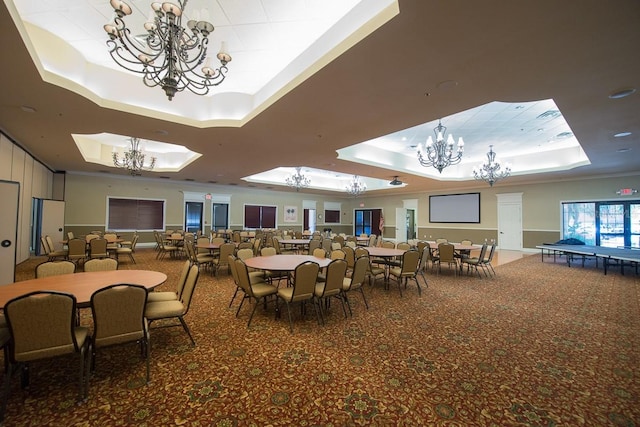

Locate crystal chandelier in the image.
[417,120,464,173]
[104,0,231,101]
[345,175,367,197]
[473,145,511,186]
[113,137,157,176]
[285,167,311,192]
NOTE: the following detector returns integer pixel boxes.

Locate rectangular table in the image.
[536,244,640,275]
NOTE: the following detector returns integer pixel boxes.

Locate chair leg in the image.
[358,287,369,310]
[178,317,196,346]
[247,299,260,328]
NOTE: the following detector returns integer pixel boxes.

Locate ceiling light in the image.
[345,175,367,197]
[614,132,632,138]
[389,176,403,186]
[285,167,310,192]
[416,119,464,173]
[104,0,231,100]
[112,137,156,176]
[473,145,511,187]
[609,88,636,99]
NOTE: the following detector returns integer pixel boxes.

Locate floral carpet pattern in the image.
[3,250,639,426]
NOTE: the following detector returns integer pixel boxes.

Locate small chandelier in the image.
[473,145,511,186]
[285,167,311,192]
[104,0,231,101]
[113,137,156,176]
[417,119,464,173]
[345,175,367,197]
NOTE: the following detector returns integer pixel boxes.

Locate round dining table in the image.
[0,270,167,308]
[244,254,331,271]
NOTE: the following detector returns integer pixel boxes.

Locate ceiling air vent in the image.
[555,131,574,139]
[536,110,561,119]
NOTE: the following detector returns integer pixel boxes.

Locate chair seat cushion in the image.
[147,291,178,302]
[252,283,278,298]
[389,267,401,276]
[145,300,185,319]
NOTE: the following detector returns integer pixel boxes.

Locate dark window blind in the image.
[325,209,340,223]
[108,198,164,230]
[244,205,276,228]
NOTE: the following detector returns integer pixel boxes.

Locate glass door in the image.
[185,201,203,233]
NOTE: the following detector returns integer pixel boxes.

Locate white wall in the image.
[0,133,54,263]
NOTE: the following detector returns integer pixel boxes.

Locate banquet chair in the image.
[461,244,488,277]
[88,238,109,260]
[367,235,377,247]
[363,254,386,287]
[188,239,214,272]
[435,238,448,245]
[457,239,473,260]
[115,234,139,264]
[236,248,267,283]
[481,244,497,276]
[155,233,178,260]
[342,245,356,274]
[1,291,91,421]
[389,249,423,296]
[342,256,370,316]
[307,239,321,255]
[233,259,278,328]
[67,238,87,266]
[41,235,67,261]
[148,260,190,303]
[435,243,458,276]
[276,261,321,333]
[35,260,76,278]
[314,258,348,325]
[212,243,236,276]
[85,234,100,244]
[90,284,149,383]
[313,248,327,258]
[260,247,289,285]
[145,264,200,346]
[321,238,333,254]
[84,258,118,272]
[103,233,119,253]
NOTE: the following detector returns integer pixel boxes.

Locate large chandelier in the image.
[104,0,231,101]
[473,145,511,186]
[113,137,156,176]
[285,167,311,192]
[417,120,464,173]
[345,175,367,197]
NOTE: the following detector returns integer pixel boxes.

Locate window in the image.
[244,205,276,229]
[324,209,340,223]
[107,197,164,231]
[562,200,640,247]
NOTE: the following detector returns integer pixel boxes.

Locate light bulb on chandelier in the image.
[112,137,156,176]
[104,0,231,101]
[473,145,511,186]
[285,167,311,192]
[345,175,367,197]
[416,119,464,173]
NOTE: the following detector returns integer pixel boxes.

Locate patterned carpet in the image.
[3,249,639,426]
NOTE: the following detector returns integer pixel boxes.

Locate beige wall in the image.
[64,171,640,249]
[0,133,54,263]
[350,174,640,248]
[64,173,356,244]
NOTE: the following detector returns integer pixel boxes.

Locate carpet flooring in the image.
[2,249,639,426]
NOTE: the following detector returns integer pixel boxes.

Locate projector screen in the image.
[429,193,481,223]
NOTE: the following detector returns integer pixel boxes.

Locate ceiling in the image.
[1,0,639,197]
